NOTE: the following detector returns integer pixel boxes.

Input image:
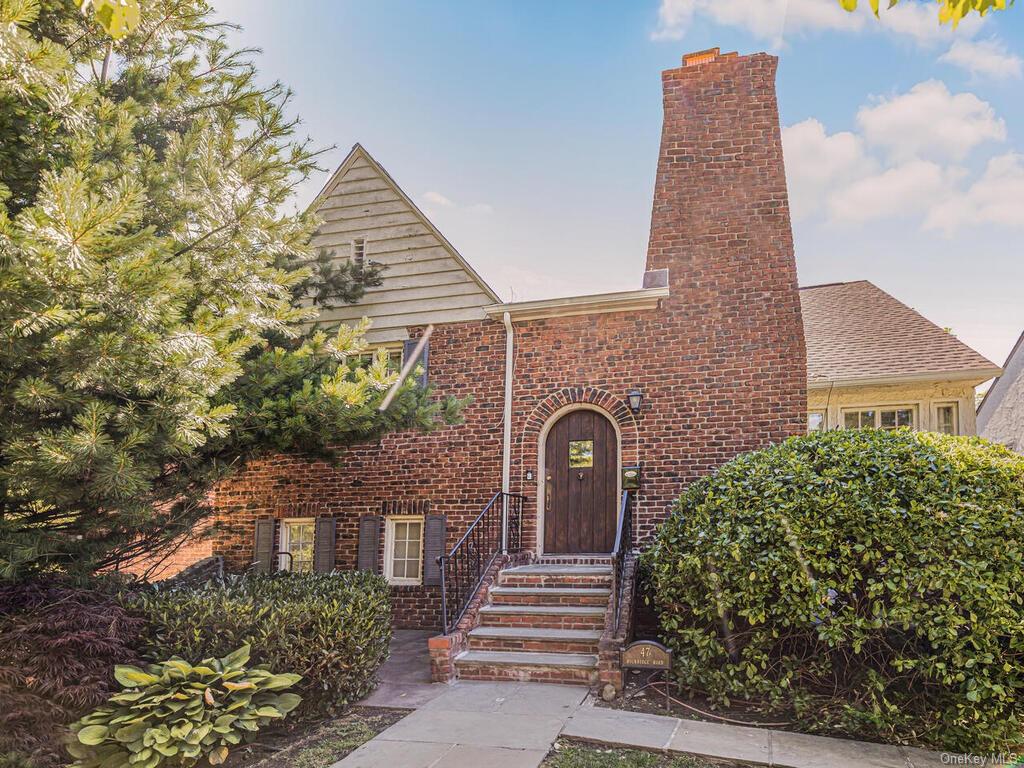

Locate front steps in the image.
[454,562,612,685]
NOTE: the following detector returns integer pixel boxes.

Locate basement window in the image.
[384,517,423,586]
[807,411,826,433]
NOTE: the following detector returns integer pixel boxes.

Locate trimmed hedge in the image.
[649,429,1024,752]
[122,571,392,714]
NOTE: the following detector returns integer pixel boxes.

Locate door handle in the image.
[545,475,552,510]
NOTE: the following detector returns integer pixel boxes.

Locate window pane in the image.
[569,440,594,468]
[896,409,914,427]
[880,410,896,429]
[936,405,956,434]
[393,540,407,560]
[843,412,859,430]
[808,412,825,433]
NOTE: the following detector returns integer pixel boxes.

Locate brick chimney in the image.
[646,48,807,443]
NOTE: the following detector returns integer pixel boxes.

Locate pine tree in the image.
[0,0,462,579]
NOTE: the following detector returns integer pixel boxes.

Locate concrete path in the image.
[344,677,950,768]
[562,706,948,768]
[358,630,447,710]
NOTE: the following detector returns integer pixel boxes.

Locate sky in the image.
[211,0,1023,365]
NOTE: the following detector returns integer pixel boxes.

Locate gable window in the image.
[842,407,916,431]
[279,519,315,572]
[935,403,959,435]
[807,411,826,433]
[384,517,423,585]
[352,237,366,270]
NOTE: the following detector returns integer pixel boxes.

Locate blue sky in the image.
[212,0,1023,365]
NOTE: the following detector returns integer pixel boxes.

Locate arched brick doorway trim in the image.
[519,387,639,555]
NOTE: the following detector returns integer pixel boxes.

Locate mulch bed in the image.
[221,706,406,768]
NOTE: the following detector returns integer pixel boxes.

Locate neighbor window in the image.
[807,411,826,433]
[279,519,315,572]
[352,237,366,270]
[352,345,403,373]
[842,407,916,431]
[935,403,959,435]
[384,517,423,585]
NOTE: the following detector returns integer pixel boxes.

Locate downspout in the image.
[501,311,514,552]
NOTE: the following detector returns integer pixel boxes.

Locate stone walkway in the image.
[340,678,948,768]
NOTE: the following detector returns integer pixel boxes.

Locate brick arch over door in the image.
[516,387,639,555]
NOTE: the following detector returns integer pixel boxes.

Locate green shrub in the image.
[123,571,392,713]
[648,429,1024,752]
[68,644,300,768]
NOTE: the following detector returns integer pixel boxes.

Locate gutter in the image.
[500,311,514,552]
[807,367,1002,391]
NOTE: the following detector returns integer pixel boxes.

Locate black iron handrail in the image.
[611,489,634,634]
[438,491,525,634]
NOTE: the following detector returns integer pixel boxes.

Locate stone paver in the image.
[358,629,446,710]
[562,706,678,750]
[669,717,772,764]
[771,729,907,768]
[378,706,566,751]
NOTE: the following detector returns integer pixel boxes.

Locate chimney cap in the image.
[682,47,738,67]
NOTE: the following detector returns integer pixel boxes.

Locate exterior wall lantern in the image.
[626,388,644,415]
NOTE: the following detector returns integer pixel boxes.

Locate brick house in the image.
[155,49,999,687]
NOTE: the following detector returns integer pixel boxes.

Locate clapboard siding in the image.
[309,145,496,343]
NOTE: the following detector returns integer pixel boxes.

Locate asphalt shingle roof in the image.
[799,280,999,385]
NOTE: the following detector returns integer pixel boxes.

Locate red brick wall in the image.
[198,48,806,630]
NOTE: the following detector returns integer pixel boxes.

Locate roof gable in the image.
[977,330,1024,443]
[800,280,1000,387]
[307,144,498,343]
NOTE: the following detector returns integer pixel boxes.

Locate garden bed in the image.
[222,707,406,768]
[544,739,741,768]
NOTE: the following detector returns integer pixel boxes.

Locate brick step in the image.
[454,649,599,685]
[488,585,610,607]
[536,556,612,567]
[467,626,602,654]
[477,604,606,630]
[500,565,612,589]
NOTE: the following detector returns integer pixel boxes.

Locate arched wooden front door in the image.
[544,409,619,554]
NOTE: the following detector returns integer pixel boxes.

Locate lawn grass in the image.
[544,740,743,768]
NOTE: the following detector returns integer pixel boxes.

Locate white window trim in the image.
[384,516,424,586]
[807,410,827,433]
[932,402,960,435]
[840,405,918,430]
[279,517,315,572]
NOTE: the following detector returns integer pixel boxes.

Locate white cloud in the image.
[782,118,872,220]
[925,153,1024,235]
[940,37,1024,80]
[651,0,861,44]
[421,190,493,215]
[874,0,983,46]
[827,160,957,222]
[856,80,1005,162]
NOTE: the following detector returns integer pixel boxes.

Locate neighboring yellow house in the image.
[800,281,1001,436]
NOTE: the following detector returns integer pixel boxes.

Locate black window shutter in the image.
[253,517,276,573]
[402,338,429,387]
[356,515,382,574]
[422,514,446,587]
[313,516,337,573]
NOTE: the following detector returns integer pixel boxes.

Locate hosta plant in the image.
[67,645,301,767]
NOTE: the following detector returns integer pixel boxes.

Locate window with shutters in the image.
[279,518,315,572]
[384,516,423,585]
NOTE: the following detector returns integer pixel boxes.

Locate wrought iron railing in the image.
[438,491,525,634]
[611,489,634,634]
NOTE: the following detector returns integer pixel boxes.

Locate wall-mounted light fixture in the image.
[626,388,644,415]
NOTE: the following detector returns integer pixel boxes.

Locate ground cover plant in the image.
[123,572,392,713]
[648,429,1024,752]
[67,644,301,768]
